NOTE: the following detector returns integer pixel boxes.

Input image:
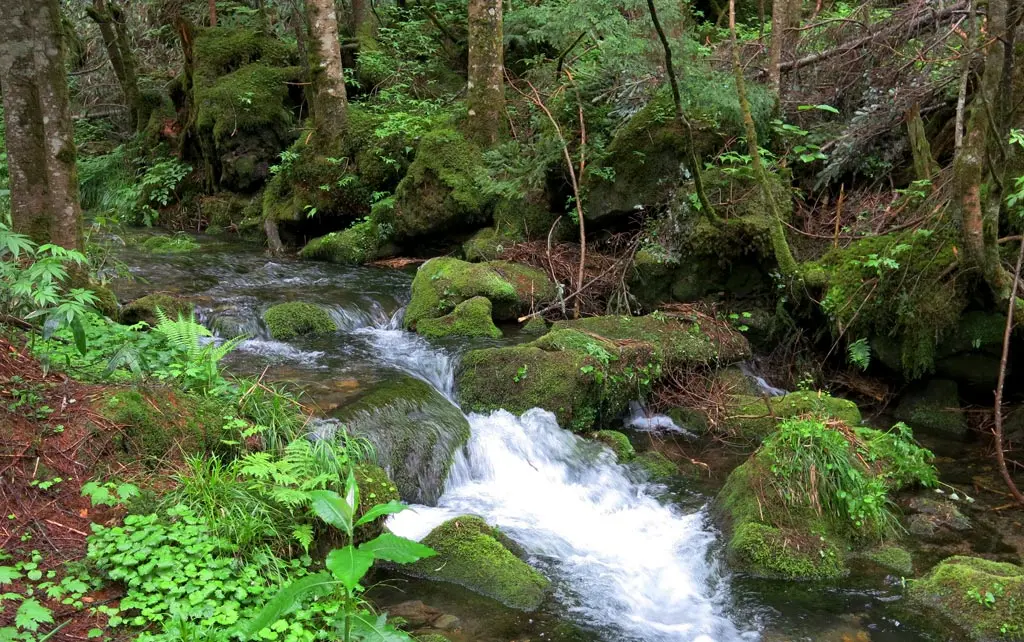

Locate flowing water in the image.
[109,232,933,642]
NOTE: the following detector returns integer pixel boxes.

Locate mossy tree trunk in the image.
[0,0,84,250]
[305,0,348,147]
[351,0,377,40]
[906,103,937,182]
[86,0,144,131]
[730,0,798,278]
[466,0,504,147]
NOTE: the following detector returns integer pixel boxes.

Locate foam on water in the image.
[389,408,749,642]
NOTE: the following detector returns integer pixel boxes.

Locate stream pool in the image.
[107,231,937,642]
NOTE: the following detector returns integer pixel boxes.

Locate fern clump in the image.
[152,307,245,393]
[262,302,336,340]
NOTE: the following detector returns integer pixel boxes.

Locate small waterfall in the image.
[738,362,786,397]
[356,308,457,399]
[626,401,697,436]
[389,408,747,642]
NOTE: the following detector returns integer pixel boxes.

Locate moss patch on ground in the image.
[724,390,862,443]
[405,516,549,611]
[909,556,1024,641]
[404,258,556,330]
[416,297,502,339]
[262,302,336,340]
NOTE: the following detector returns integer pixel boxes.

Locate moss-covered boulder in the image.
[404,258,556,330]
[462,227,519,262]
[862,545,914,576]
[417,297,502,340]
[715,416,936,581]
[353,463,400,543]
[521,316,548,336]
[140,234,201,253]
[633,450,678,480]
[457,314,750,431]
[120,294,194,327]
[894,379,968,438]
[724,390,862,443]
[405,516,549,611]
[380,129,490,240]
[909,556,1024,641]
[192,27,304,191]
[300,218,395,265]
[262,302,336,340]
[592,430,635,461]
[334,375,470,504]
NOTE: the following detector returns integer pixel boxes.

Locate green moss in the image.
[89,282,119,320]
[492,191,563,241]
[141,234,201,253]
[406,516,549,611]
[522,316,548,335]
[462,227,522,262]
[201,193,254,230]
[417,296,502,339]
[193,27,293,80]
[864,545,914,575]
[593,430,635,461]
[633,451,677,479]
[101,387,228,465]
[262,302,336,340]
[404,258,555,329]
[383,129,491,239]
[894,379,967,438]
[301,219,390,265]
[909,556,1024,641]
[195,63,301,144]
[120,294,193,327]
[353,463,400,543]
[724,390,862,443]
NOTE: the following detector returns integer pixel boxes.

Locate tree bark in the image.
[0,0,83,250]
[86,0,144,130]
[305,0,348,147]
[768,0,788,93]
[906,103,937,182]
[209,0,218,27]
[466,0,504,147]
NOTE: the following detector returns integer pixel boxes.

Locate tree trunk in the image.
[209,0,218,27]
[906,103,937,182]
[466,0,504,147]
[351,0,377,40]
[768,0,788,93]
[305,0,348,147]
[731,0,798,278]
[0,0,83,250]
[86,0,144,130]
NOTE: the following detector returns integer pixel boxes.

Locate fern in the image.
[848,338,872,371]
[153,307,245,392]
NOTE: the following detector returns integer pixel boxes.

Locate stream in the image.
[108,232,934,642]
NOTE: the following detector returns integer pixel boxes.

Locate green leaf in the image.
[358,533,436,564]
[237,572,333,638]
[325,546,374,594]
[0,567,20,585]
[70,317,87,356]
[15,598,54,632]
[87,629,103,638]
[308,490,353,535]
[348,612,416,642]
[354,501,407,527]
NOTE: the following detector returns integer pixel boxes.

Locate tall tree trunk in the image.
[86,0,144,130]
[466,0,504,147]
[731,0,798,278]
[0,0,83,250]
[906,103,937,182]
[351,0,377,40]
[305,0,348,147]
[209,0,218,27]
[768,0,787,93]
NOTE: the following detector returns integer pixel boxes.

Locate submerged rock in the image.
[404,257,555,331]
[404,515,549,611]
[416,296,502,340]
[457,314,749,431]
[262,302,337,340]
[334,375,470,504]
[909,556,1024,641]
[894,379,968,438]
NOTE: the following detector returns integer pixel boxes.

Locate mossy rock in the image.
[724,390,862,443]
[201,193,255,231]
[908,556,1024,641]
[120,294,194,327]
[262,302,337,340]
[101,386,229,465]
[717,462,848,580]
[592,430,635,461]
[862,545,914,576]
[405,516,549,611]
[382,129,491,240]
[458,315,748,431]
[335,375,470,505]
[89,283,119,320]
[301,219,394,265]
[141,234,201,253]
[462,227,522,262]
[353,463,400,544]
[894,379,968,438]
[633,450,677,480]
[417,297,502,340]
[521,316,548,335]
[404,258,556,330]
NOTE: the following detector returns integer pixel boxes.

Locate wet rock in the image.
[431,614,460,630]
[262,302,337,340]
[404,257,556,331]
[334,375,470,504]
[120,293,194,327]
[894,379,968,439]
[592,430,635,461]
[300,219,397,265]
[862,545,914,576]
[902,495,971,542]
[633,451,678,480]
[404,515,549,611]
[417,296,502,340]
[457,314,749,432]
[521,315,548,336]
[909,556,1024,641]
[384,600,443,628]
